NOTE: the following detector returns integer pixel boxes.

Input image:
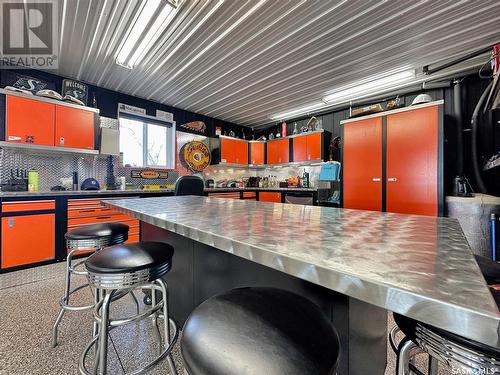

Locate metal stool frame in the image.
[78,279,178,375]
[51,234,139,347]
[390,323,500,375]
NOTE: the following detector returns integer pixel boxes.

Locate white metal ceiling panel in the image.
[51,0,500,127]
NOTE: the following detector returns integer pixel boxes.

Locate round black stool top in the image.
[85,241,174,274]
[65,222,129,241]
[394,311,500,358]
[181,287,341,375]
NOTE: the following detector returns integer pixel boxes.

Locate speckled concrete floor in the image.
[0,262,452,375]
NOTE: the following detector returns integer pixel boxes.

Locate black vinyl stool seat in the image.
[80,242,178,375]
[85,242,174,289]
[65,222,129,241]
[181,287,341,375]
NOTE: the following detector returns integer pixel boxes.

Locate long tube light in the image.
[270,102,327,121]
[116,0,177,69]
[323,69,415,104]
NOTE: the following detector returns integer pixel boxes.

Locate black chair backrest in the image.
[175,176,205,196]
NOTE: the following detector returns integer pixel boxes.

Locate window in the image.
[119,114,175,169]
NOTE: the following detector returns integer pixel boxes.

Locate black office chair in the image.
[175,176,204,196]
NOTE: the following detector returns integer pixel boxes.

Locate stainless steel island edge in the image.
[103,196,500,348]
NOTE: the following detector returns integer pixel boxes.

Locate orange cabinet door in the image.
[259,192,282,203]
[250,142,265,165]
[343,117,383,211]
[267,139,289,164]
[386,106,438,216]
[55,106,95,149]
[293,135,307,162]
[220,138,248,164]
[6,96,55,145]
[306,133,322,160]
[1,213,55,268]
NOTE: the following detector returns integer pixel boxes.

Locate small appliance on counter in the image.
[28,169,39,192]
[81,178,100,191]
[452,175,473,197]
[1,169,28,192]
[205,179,215,188]
[247,177,260,187]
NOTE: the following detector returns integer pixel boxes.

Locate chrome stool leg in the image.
[397,339,422,375]
[428,356,439,375]
[157,279,178,375]
[97,291,112,375]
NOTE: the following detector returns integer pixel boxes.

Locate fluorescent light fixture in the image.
[116,0,177,69]
[323,69,415,105]
[270,102,327,121]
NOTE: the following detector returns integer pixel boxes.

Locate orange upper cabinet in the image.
[267,138,289,164]
[292,133,322,162]
[220,137,248,164]
[6,96,55,145]
[55,106,95,149]
[386,106,438,216]
[292,135,307,161]
[249,142,265,165]
[343,117,383,211]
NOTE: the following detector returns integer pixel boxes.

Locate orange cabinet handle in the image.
[95,216,112,220]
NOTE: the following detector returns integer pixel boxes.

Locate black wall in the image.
[0,68,246,138]
[256,74,499,195]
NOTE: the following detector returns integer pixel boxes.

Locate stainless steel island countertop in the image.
[104,195,500,347]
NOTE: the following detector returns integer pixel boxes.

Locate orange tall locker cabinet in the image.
[220,137,248,165]
[343,117,383,211]
[342,103,443,216]
[386,106,440,216]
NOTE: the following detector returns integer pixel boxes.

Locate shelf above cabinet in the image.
[0,141,99,155]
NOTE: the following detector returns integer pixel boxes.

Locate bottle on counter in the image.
[302,169,309,188]
[293,122,298,135]
[282,121,287,137]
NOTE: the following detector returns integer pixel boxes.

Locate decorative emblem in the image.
[180,141,211,172]
[131,170,169,179]
[180,121,206,134]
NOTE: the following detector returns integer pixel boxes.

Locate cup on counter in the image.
[119,176,126,190]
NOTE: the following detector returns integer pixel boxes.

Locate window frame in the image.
[118,109,176,170]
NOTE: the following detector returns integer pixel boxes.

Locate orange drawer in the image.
[68,213,131,227]
[68,207,119,218]
[208,192,241,199]
[68,198,103,208]
[2,200,55,213]
[125,234,140,244]
[243,192,257,198]
[259,192,282,203]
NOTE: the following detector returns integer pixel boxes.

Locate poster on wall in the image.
[180,121,206,134]
[0,71,55,93]
[62,79,88,105]
[180,141,211,172]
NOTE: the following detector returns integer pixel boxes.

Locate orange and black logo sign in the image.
[180,141,211,172]
[131,170,169,179]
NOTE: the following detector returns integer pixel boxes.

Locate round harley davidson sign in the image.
[181,141,211,172]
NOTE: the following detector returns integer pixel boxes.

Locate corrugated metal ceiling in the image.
[54,0,500,127]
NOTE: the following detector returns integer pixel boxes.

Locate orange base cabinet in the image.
[1,213,55,268]
[6,96,55,145]
[259,192,282,203]
[55,106,95,149]
[343,117,383,211]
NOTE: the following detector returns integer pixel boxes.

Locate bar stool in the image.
[79,241,178,375]
[180,287,341,375]
[391,311,500,375]
[52,222,136,347]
